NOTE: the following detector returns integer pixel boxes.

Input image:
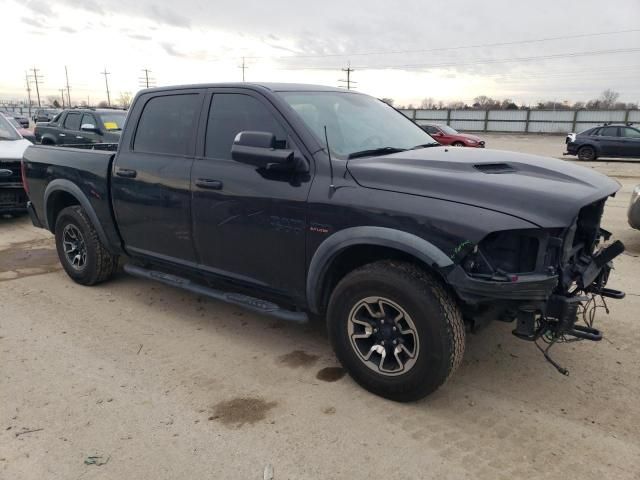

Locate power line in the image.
[139,68,156,88]
[31,67,43,107]
[238,57,248,81]
[283,47,640,71]
[244,28,640,60]
[64,66,71,106]
[338,62,356,90]
[101,67,111,106]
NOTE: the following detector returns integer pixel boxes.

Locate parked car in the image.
[23,83,625,401]
[33,108,62,123]
[34,108,126,145]
[0,114,31,215]
[420,123,485,147]
[629,184,640,230]
[1,111,30,128]
[1,113,35,143]
[565,123,640,161]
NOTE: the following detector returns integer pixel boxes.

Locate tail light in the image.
[21,159,29,195]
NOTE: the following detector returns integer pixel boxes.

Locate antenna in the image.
[323,126,336,192]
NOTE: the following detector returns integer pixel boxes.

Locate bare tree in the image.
[600,89,620,109]
[472,95,500,109]
[97,100,110,108]
[446,101,466,110]
[380,97,394,106]
[117,92,133,109]
[420,97,436,109]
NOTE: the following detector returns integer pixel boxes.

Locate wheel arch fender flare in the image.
[306,226,454,314]
[43,179,110,247]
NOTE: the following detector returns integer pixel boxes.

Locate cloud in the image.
[128,33,152,41]
[60,26,76,33]
[149,6,190,28]
[22,0,54,17]
[21,16,44,28]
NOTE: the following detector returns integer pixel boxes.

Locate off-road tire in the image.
[577,145,597,161]
[327,261,465,402]
[54,205,118,285]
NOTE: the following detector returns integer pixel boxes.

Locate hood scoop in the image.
[474,163,516,174]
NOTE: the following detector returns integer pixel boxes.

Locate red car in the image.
[421,123,485,148]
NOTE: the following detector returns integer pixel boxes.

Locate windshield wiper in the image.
[410,142,441,150]
[347,147,407,159]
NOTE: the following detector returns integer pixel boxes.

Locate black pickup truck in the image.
[22,83,625,401]
[34,108,126,145]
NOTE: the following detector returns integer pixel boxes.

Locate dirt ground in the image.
[1,136,640,480]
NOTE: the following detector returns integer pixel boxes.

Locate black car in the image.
[1,111,30,128]
[34,108,127,145]
[23,83,625,401]
[565,123,640,161]
[33,108,62,123]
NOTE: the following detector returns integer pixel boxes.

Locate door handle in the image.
[76,136,83,139]
[59,133,66,136]
[195,178,223,190]
[115,168,137,178]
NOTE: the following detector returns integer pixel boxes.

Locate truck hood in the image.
[0,139,32,160]
[346,147,620,227]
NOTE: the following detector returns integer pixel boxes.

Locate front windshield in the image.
[0,115,21,141]
[440,125,458,135]
[279,91,435,158]
[101,112,127,131]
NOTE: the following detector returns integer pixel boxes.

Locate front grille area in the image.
[0,160,22,184]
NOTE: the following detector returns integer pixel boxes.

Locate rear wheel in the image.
[54,206,119,285]
[452,141,465,147]
[327,261,465,402]
[577,145,597,161]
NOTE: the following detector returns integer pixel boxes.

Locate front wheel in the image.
[327,261,465,402]
[54,205,119,285]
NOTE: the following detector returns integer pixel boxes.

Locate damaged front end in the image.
[448,197,625,374]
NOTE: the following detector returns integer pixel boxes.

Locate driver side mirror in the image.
[231,131,308,173]
[81,123,100,133]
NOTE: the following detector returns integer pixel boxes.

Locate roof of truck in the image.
[139,82,351,94]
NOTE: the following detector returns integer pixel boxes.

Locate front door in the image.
[191,90,313,297]
[112,90,205,263]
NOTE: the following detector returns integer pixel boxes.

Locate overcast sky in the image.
[1,0,639,107]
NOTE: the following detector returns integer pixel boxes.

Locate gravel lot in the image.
[1,136,639,480]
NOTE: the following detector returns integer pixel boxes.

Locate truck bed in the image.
[22,144,123,253]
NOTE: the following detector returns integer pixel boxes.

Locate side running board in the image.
[123,264,308,323]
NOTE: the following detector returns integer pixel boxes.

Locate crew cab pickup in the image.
[22,83,625,401]
[34,108,126,145]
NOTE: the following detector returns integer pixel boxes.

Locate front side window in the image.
[423,125,439,134]
[205,93,286,160]
[598,126,619,137]
[133,94,200,155]
[64,113,82,130]
[279,91,434,158]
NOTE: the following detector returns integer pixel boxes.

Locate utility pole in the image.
[31,67,43,107]
[64,66,71,106]
[59,89,66,109]
[101,68,111,106]
[238,57,247,82]
[24,71,33,119]
[338,62,356,90]
[138,68,155,89]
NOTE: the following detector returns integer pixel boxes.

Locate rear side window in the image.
[205,94,286,160]
[134,94,200,155]
[621,127,640,138]
[423,125,439,134]
[598,126,619,137]
[64,113,82,130]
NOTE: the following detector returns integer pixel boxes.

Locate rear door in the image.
[112,89,205,263]
[619,127,640,157]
